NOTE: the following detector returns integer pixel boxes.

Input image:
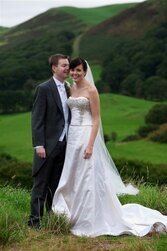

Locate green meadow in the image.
[0,112,32,161]
[0,93,166,165]
[0,185,167,250]
[100,94,167,165]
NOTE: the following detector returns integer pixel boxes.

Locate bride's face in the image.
[70,64,85,83]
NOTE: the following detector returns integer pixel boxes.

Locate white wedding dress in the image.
[52,96,167,237]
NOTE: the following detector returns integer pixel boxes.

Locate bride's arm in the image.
[84,87,100,159]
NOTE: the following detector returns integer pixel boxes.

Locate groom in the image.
[28,54,70,228]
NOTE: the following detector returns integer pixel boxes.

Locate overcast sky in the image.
[0,0,146,27]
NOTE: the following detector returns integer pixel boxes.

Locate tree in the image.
[142,76,167,100]
[145,104,167,125]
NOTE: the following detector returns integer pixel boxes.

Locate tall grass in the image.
[0,184,167,250]
[120,184,167,214]
[0,186,71,245]
[0,186,29,244]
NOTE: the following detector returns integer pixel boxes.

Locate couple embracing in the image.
[28,54,167,237]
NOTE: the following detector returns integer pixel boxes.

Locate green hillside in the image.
[80,0,167,61]
[0,9,83,91]
[0,0,167,113]
[0,26,9,35]
[79,0,167,101]
[0,94,166,164]
[0,3,135,93]
[1,0,167,114]
[61,4,135,26]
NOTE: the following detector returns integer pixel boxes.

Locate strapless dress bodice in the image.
[67,97,92,126]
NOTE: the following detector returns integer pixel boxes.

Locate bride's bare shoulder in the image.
[88,84,98,94]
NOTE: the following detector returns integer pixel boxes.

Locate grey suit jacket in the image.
[31,77,70,176]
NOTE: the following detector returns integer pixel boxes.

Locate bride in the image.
[52,57,167,237]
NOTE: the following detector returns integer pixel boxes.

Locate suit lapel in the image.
[49,78,64,114]
[65,82,71,98]
[65,82,71,122]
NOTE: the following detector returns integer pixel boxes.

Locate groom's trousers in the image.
[28,140,66,225]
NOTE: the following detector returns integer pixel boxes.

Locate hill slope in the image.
[0,4,136,92]
[0,0,167,111]
[79,0,167,101]
[0,26,9,35]
[80,0,167,61]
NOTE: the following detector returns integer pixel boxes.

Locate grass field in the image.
[100,94,167,164]
[100,94,156,138]
[0,112,32,161]
[0,185,167,250]
[0,93,166,165]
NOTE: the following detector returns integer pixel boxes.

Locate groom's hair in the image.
[49,54,70,67]
[70,57,87,72]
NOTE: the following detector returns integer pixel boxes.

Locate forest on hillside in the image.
[99,22,167,100]
[0,0,167,113]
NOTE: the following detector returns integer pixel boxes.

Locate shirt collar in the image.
[53,76,65,87]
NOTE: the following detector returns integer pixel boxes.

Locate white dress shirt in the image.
[53,76,69,141]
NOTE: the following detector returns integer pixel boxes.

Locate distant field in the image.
[100,94,155,138]
[108,140,167,165]
[0,112,32,161]
[1,93,166,164]
[100,94,167,164]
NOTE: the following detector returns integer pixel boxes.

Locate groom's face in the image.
[53,58,69,81]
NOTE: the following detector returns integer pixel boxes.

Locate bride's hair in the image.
[69,57,87,72]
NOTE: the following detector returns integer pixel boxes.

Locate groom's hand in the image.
[36,146,46,158]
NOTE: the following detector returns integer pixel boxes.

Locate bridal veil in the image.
[85,61,139,195]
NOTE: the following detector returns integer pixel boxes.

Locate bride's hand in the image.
[83,146,93,159]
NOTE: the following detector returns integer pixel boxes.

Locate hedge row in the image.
[0,153,32,189]
[114,158,167,185]
[0,153,166,189]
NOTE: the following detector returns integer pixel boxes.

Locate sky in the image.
[0,0,145,27]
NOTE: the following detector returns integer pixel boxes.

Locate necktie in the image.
[58,83,65,92]
[58,84,68,119]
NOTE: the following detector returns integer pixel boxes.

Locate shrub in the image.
[114,158,167,185]
[110,131,118,142]
[122,134,140,142]
[0,153,32,189]
[145,104,167,125]
[137,124,159,137]
[104,134,110,143]
[149,124,167,143]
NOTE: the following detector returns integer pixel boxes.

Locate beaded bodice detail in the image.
[67,97,92,126]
